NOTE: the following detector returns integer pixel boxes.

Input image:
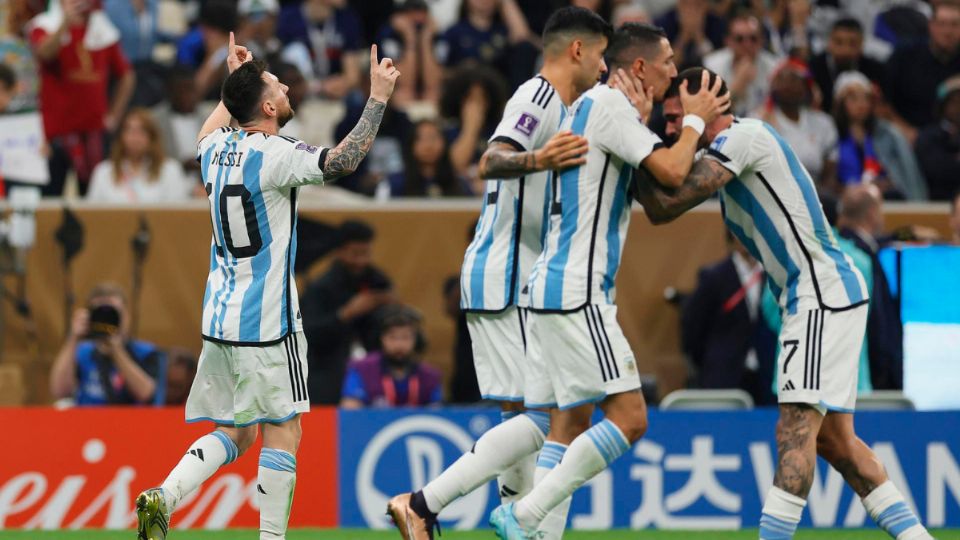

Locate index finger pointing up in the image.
[370,44,378,68]
[229,31,236,54]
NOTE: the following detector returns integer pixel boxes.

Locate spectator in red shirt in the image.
[28,0,135,197]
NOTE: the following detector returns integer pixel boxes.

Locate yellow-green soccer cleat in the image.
[135,488,170,540]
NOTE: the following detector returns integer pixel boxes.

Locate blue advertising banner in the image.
[339,409,960,531]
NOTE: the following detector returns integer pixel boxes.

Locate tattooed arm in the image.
[478,130,588,179]
[634,158,735,224]
[322,98,387,179]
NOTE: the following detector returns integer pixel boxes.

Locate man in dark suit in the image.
[681,231,777,405]
[838,185,904,390]
[810,17,885,113]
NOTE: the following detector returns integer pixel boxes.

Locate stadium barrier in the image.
[1,406,959,531]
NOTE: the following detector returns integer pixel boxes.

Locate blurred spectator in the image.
[29,0,136,197]
[348,0,394,45]
[440,64,508,180]
[103,0,157,63]
[49,282,164,406]
[612,4,651,29]
[340,305,442,408]
[388,119,470,198]
[87,108,192,204]
[0,63,14,113]
[770,0,819,59]
[952,191,960,244]
[277,0,364,100]
[704,14,780,117]
[443,272,480,404]
[375,0,442,106]
[682,230,777,406]
[761,58,837,186]
[153,65,203,179]
[437,0,536,89]
[164,348,197,406]
[838,184,903,390]
[915,75,960,201]
[810,17,885,113]
[656,0,725,70]
[276,62,309,140]
[237,0,281,59]
[175,0,237,100]
[570,0,613,23]
[332,72,413,194]
[832,71,928,201]
[0,7,39,113]
[885,1,960,139]
[301,220,395,404]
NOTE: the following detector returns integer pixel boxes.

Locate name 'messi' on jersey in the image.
[198,127,329,345]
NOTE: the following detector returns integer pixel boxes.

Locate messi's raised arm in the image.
[197,32,249,144]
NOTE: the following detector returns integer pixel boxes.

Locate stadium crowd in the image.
[3,0,960,407]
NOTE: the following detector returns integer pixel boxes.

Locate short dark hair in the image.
[0,63,15,91]
[221,60,268,125]
[338,219,375,246]
[606,23,667,71]
[542,7,613,50]
[831,16,863,34]
[665,67,729,104]
[200,0,238,34]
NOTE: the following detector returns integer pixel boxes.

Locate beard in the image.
[278,107,295,128]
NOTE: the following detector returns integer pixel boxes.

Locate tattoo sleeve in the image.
[478,142,538,179]
[322,98,387,180]
[634,158,734,224]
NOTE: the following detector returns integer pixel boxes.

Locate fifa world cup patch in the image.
[295,142,319,154]
[514,113,539,136]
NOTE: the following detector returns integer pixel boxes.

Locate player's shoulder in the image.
[509,75,559,111]
[716,117,769,142]
[581,84,632,114]
[201,126,239,145]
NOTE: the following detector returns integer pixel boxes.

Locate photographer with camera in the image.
[50,282,164,406]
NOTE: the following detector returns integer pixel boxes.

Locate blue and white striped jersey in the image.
[460,75,566,312]
[527,85,663,312]
[198,127,328,345]
[705,118,870,314]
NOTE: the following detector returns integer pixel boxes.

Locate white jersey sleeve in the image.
[261,135,328,189]
[703,124,760,176]
[489,76,561,152]
[593,88,664,168]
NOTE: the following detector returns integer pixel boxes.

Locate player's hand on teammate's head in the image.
[227,32,254,74]
[679,70,732,123]
[369,44,401,103]
[536,130,589,171]
[610,68,654,122]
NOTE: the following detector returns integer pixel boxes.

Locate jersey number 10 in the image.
[206,183,264,259]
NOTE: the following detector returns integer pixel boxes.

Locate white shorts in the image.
[185,332,310,427]
[467,306,527,402]
[777,305,868,414]
[524,304,642,410]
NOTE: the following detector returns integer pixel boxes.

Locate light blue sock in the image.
[258,448,297,540]
[759,487,805,540]
[863,481,931,539]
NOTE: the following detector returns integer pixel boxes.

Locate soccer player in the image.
[633,67,933,540]
[386,7,611,540]
[489,23,729,539]
[134,35,399,540]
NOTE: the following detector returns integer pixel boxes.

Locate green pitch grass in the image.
[0,531,958,540]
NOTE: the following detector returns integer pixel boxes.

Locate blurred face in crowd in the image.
[467,0,498,19]
[573,36,608,95]
[381,324,417,362]
[728,17,763,60]
[943,91,960,126]
[338,241,372,276]
[572,0,602,11]
[841,84,873,125]
[828,27,864,68]
[120,114,153,161]
[930,5,960,53]
[169,77,198,114]
[638,38,679,101]
[771,68,807,109]
[412,121,446,168]
[165,360,195,405]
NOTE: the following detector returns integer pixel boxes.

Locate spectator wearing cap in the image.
[761,58,837,186]
[301,220,395,404]
[831,71,928,200]
[237,0,281,59]
[655,0,725,70]
[915,75,960,201]
[704,14,781,117]
[175,0,237,100]
[810,17,885,113]
[375,0,443,107]
[28,0,135,197]
[885,1,960,140]
[340,305,442,408]
[277,0,365,100]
